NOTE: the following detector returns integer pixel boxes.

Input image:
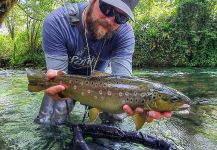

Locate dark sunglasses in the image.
[99,0,129,24]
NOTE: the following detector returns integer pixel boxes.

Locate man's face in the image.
[86,0,120,40]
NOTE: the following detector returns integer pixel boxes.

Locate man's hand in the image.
[45,69,67,100]
[123,105,172,123]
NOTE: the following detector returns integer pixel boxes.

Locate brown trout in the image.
[26,69,190,129]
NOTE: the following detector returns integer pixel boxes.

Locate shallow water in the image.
[0,68,216,149]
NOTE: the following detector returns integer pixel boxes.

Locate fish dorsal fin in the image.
[133,112,147,130]
[89,108,102,122]
[91,71,111,77]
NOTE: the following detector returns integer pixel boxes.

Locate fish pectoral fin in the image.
[91,71,111,77]
[89,108,101,122]
[133,112,146,130]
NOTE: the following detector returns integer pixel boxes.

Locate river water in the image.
[0,68,216,149]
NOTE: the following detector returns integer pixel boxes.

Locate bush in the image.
[133,0,217,67]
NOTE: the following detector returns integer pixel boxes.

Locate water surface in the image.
[0,68,216,149]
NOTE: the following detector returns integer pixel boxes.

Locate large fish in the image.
[26,69,190,130]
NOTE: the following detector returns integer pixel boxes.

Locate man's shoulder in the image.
[117,23,134,35]
[113,23,134,43]
[45,2,87,23]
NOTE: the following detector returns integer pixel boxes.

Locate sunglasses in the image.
[99,0,129,24]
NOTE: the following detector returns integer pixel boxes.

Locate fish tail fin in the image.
[26,68,47,92]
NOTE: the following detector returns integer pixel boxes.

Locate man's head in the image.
[85,0,139,40]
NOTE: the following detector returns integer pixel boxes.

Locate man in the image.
[35,0,172,125]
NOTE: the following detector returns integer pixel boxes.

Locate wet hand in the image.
[45,69,68,100]
[122,105,172,123]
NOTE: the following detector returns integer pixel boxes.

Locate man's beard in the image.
[86,3,115,40]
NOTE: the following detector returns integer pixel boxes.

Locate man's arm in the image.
[111,57,132,76]
[42,8,69,98]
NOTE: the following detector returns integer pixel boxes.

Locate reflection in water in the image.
[0,68,217,149]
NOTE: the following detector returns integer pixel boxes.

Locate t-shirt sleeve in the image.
[42,9,69,72]
[111,24,135,77]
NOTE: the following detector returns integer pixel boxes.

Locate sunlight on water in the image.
[0,68,216,149]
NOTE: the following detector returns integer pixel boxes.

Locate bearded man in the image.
[36,0,172,125]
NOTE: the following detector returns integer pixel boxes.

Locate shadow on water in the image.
[0,68,216,149]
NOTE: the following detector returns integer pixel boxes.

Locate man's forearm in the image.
[111,57,132,76]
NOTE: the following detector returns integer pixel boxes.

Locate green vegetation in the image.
[0,0,216,68]
[133,0,217,67]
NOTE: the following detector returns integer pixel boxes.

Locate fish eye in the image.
[170,96,179,102]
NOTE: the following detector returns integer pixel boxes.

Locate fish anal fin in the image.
[89,108,101,122]
[91,71,111,77]
[133,112,147,130]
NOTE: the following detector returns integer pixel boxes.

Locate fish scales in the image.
[27,69,190,114]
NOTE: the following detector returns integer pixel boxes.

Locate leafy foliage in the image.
[0,0,216,68]
[133,0,217,67]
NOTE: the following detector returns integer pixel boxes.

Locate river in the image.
[0,68,216,149]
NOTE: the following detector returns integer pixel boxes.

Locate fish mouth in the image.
[177,104,190,111]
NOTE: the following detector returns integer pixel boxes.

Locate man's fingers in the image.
[123,105,134,116]
[147,111,161,119]
[162,111,172,118]
[51,94,62,101]
[123,105,172,123]
[135,107,144,114]
[146,116,154,123]
[45,85,66,96]
[47,69,65,79]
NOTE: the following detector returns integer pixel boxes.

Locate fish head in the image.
[143,82,191,112]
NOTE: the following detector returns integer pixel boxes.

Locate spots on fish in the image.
[86,81,89,85]
[75,79,78,83]
[73,85,77,90]
[94,95,98,100]
[80,81,84,86]
[125,92,129,96]
[126,98,133,104]
[100,96,105,100]
[69,80,72,84]
[141,93,146,97]
[134,91,137,96]
[119,92,123,97]
[81,91,85,96]
[152,92,158,100]
[87,89,91,94]
[95,83,98,87]
[99,90,103,95]
[107,91,111,96]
